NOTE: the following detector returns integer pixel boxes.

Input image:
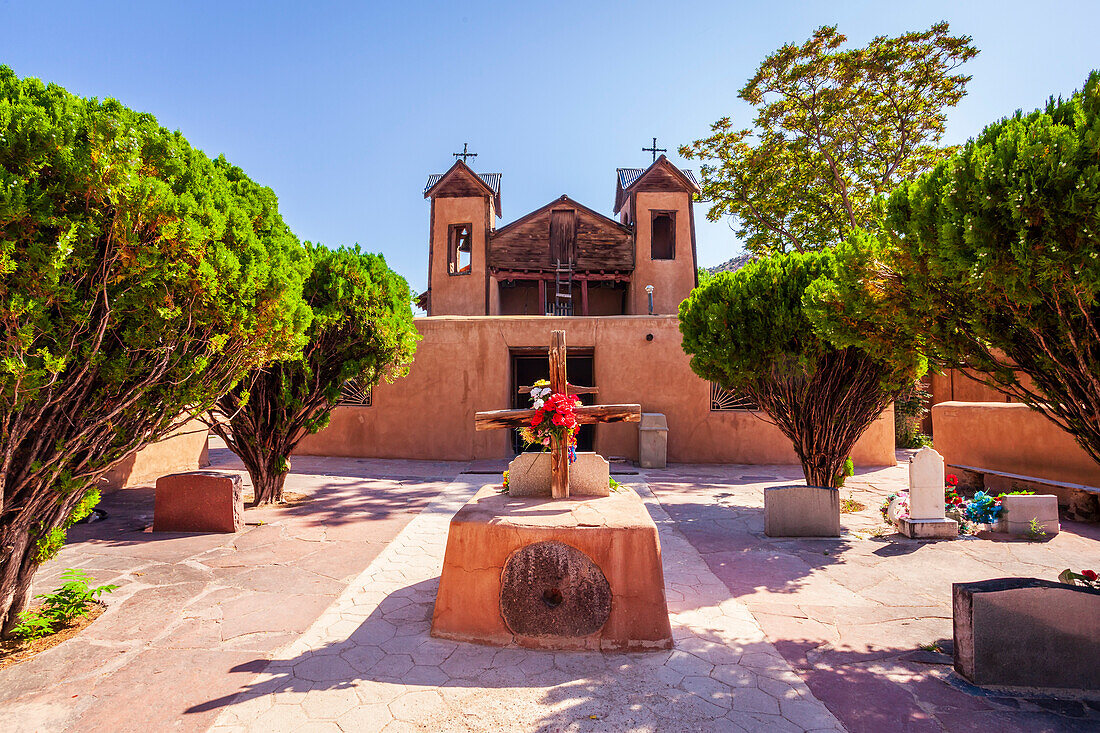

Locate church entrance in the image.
[510,349,595,454]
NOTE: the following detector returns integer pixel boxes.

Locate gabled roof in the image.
[423,159,502,216]
[614,155,701,213]
[492,194,634,237]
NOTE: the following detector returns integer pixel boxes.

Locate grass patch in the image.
[841,498,866,513]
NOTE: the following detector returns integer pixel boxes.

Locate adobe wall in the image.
[933,401,1100,487]
[101,419,210,489]
[628,192,696,316]
[296,315,896,466]
[428,196,493,316]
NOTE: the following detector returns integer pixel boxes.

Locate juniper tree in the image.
[679,250,923,488]
[0,68,311,634]
[208,245,418,505]
[681,23,977,256]
[811,72,1100,467]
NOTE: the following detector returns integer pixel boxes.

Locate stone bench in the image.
[954,578,1100,690]
[950,462,1099,522]
[153,471,243,533]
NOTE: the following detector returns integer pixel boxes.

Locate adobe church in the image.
[296,152,896,466]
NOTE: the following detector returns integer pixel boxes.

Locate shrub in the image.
[815,72,1100,468]
[208,245,418,504]
[10,569,117,641]
[0,67,311,634]
[679,249,923,488]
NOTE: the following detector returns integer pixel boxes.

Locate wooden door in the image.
[549,209,577,265]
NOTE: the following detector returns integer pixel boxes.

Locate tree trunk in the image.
[0,522,38,637]
[249,457,289,506]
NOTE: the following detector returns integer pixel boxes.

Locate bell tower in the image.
[423,157,501,316]
[613,154,701,315]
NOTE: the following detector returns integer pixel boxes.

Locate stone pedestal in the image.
[506,452,609,497]
[899,517,959,539]
[638,413,668,469]
[153,471,243,533]
[1001,494,1060,536]
[764,485,841,537]
[431,486,673,651]
[953,578,1100,690]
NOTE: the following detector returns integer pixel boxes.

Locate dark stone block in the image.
[953,578,1100,690]
[499,540,611,637]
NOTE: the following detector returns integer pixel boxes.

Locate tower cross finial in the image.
[642,137,667,162]
[453,143,478,163]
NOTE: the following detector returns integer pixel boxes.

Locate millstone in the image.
[499,540,612,637]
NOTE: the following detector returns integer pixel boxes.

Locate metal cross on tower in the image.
[642,137,667,162]
[453,143,478,163]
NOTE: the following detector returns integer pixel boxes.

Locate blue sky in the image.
[3,1,1098,295]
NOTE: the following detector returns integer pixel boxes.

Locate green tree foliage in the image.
[681,23,977,256]
[0,67,312,633]
[679,250,924,487]
[208,245,418,504]
[813,72,1100,466]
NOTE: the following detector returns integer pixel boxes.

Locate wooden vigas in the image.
[474,330,641,499]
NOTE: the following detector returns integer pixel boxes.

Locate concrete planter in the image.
[764,485,841,537]
[953,578,1100,690]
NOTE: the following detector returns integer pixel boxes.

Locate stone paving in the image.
[646,456,1100,733]
[0,450,465,733]
[3,451,1100,732]
[205,478,844,733]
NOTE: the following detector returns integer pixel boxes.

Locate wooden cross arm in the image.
[475,404,642,431]
[518,384,599,396]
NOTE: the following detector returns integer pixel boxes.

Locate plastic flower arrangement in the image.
[944,474,966,511]
[1058,568,1100,590]
[964,491,1002,524]
[518,379,581,463]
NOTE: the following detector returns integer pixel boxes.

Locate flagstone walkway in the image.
[647,459,1100,733]
[204,477,843,732]
[3,452,1099,732]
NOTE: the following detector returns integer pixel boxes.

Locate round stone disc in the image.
[499,540,612,638]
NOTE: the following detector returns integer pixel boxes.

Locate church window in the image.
[710,382,758,411]
[448,223,473,275]
[651,211,675,260]
[338,379,372,407]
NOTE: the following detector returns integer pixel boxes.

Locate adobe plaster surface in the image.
[934,401,1100,489]
[295,315,897,467]
[430,486,673,650]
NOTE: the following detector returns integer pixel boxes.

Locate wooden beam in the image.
[549,331,567,396]
[580,278,589,316]
[474,403,641,431]
[538,279,546,314]
[519,384,598,396]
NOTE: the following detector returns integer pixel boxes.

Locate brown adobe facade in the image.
[293,157,898,465]
[419,155,699,318]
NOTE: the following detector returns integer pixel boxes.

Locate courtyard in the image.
[1,443,1096,733]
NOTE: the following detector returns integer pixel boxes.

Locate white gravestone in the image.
[909,447,947,520]
[900,447,958,539]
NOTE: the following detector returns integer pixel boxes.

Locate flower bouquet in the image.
[1058,568,1100,590]
[518,380,582,464]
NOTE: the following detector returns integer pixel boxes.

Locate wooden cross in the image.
[642,137,666,162]
[474,331,641,499]
[453,143,477,163]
